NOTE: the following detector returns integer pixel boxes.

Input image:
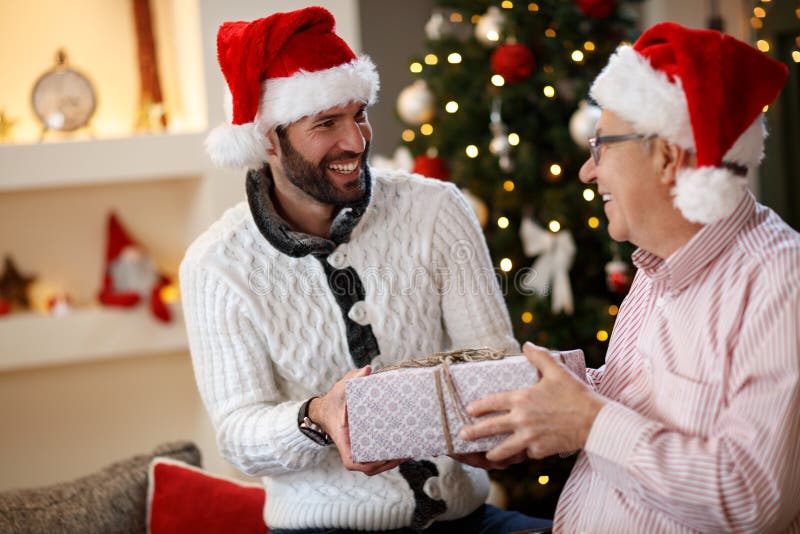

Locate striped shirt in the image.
[555,192,800,533]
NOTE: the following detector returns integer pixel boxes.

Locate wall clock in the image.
[31,49,97,135]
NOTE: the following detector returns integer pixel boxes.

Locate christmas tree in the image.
[391,0,643,518]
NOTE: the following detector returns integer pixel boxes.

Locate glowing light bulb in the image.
[521,311,534,323]
[448,52,462,64]
[608,305,619,316]
[528,3,539,12]
[545,28,556,38]
[584,41,595,51]
[497,216,510,229]
[450,13,463,22]
[756,39,770,52]
[508,133,520,146]
[487,30,500,42]
[420,124,434,135]
[501,0,514,8]
[549,163,562,176]
[445,101,459,113]
[754,6,766,17]
[548,220,561,232]
[466,145,479,158]
[424,54,439,65]
[410,62,423,73]
[543,85,555,98]
[503,180,515,192]
[491,74,505,87]
[500,258,513,272]
[793,51,800,63]
[583,188,595,201]
[538,475,550,485]
[401,129,415,142]
[571,50,585,62]
[597,330,609,342]
[588,217,600,229]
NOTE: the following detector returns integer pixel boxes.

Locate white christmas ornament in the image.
[397,80,436,126]
[569,100,602,149]
[519,217,576,314]
[461,189,489,228]
[475,7,505,46]
[425,12,449,40]
[489,98,515,172]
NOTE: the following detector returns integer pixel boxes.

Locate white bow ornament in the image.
[519,217,576,314]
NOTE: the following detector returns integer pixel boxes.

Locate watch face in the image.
[32,68,97,131]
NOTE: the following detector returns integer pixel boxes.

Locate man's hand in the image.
[310,366,406,475]
[459,342,606,462]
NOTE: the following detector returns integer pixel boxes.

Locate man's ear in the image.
[654,139,690,186]
[266,129,280,160]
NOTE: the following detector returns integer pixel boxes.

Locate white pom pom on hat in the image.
[589,22,787,224]
[206,7,380,169]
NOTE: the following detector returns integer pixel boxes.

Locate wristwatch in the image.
[298,397,333,446]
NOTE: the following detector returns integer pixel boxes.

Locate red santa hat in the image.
[205,6,380,169]
[98,213,171,323]
[590,22,787,224]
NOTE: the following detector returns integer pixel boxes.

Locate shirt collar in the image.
[632,191,756,289]
[245,164,373,258]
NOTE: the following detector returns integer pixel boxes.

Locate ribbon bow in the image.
[519,217,576,315]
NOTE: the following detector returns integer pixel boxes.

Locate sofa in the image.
[0,441,268,534]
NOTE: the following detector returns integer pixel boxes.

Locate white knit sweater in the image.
[180,168,518,530]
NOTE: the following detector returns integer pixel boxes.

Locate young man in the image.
[461,22,800,532]
[181,7,547,533]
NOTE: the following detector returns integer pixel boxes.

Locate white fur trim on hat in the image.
[258,56,380,132]
[723,116,766,167]
[205,56,379,169]
[672,166,747,224]
[590,46,694,149]
[205,122,270,169]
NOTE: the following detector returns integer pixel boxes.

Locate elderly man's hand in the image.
[459,342,606,462]
[311,366,406,475]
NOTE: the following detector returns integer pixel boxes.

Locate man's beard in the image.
[278,133,369,207]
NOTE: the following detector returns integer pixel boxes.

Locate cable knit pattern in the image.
[180,169,518,530]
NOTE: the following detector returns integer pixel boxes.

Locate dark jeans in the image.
[268,504,552,534]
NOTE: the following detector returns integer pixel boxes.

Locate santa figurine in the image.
[97,213,172,322]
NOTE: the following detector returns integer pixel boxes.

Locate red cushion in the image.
[147,458,267,533]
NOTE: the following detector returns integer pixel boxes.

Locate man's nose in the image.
[578,156,596,184]
[338,119,367,153]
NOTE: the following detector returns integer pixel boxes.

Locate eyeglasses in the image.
[588,133,646,165]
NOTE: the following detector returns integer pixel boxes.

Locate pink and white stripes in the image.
[555,192,800,532]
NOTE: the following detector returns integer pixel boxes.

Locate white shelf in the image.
[0,132,208,191]
[0,306,189,371]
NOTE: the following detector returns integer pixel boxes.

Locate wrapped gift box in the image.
[346,351,540,463]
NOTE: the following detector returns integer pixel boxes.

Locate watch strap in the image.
[298,397,333,446]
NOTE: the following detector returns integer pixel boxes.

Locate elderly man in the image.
[461,22,800,532]
[181,7,547,534]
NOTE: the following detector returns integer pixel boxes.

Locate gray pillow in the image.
[0,441,201,534]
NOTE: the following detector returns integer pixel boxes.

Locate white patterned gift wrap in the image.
[346,355,539,462]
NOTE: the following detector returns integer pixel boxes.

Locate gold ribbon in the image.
[377,348,505,455]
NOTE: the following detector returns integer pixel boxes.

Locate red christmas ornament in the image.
[412,155,450,181]
[575,0,617,19]
[605,258,631,294]
[490,43,535,83]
